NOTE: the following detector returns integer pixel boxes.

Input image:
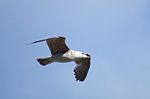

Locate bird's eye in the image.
[82,53,84,54]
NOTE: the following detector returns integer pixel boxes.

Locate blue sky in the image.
[0,0,150,99]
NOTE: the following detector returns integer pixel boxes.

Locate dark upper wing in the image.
[28,36,70,55]
[74,58,90,82]
[46,37,70,55]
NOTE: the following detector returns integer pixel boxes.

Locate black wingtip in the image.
[26,39,47,45]
[74,71,85,82]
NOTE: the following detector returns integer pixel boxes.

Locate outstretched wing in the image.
[28,36,70,55]
[46,37,70,55]
[74,58,90,82]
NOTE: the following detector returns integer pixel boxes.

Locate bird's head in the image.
[74,51,90,59]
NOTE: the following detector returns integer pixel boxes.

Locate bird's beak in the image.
[85,54,90,58]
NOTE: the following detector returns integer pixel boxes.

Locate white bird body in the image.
[38,50,89,64]
[61,50,89,61]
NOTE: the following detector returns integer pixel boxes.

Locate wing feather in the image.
[46,37,70,55]
[28,36,70,55]
[74,58,90,81]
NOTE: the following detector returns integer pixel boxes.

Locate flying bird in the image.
[29,36,91,82]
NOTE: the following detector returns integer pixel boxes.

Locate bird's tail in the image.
[37,57,52,66]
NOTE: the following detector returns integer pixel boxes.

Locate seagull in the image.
[29,36,91,82]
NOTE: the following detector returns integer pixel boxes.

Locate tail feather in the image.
[37,57,52,66]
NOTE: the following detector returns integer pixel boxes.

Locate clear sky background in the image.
[0,0,150,99]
